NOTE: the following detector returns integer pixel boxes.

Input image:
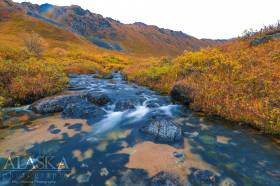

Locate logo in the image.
[0,155,71,184]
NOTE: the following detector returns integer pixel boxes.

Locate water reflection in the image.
[0,73,279,185]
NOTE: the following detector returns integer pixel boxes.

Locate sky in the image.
[14,0,280,39]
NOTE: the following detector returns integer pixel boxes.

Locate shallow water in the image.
[0,73,280,185]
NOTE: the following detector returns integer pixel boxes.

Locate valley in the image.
[0,0,279,185]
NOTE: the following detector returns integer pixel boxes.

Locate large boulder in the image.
[150,172,183,186]
[170,83,193,105]
[114,99,136,111]
[62,101,106,119]
[30,94,85,114]
[86,91,111,106]
[140,119,182,143]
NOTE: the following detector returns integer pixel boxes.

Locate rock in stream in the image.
[30,94,85,114]
[140,118,182,143]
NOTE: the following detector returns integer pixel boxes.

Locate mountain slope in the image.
[0,1,112,55]
[20,2,224,56]
[0,0,128,105]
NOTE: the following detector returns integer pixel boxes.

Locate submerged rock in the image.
[150,172,183,186]
[30,94,85,114]
[219,178,236,186]
[189,169,219,186]
[140,119,182,143]
[114,99,136,111]
[145,100,161,108]
[100,168,109,176]
[118,169,149,186]
[62,101,106,119]
[173,152,185,163]
[146,102,160,108]
[86,91,111,106]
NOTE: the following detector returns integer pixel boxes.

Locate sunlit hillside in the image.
[0,2,124,60]
[0,1,128,105]
[20,2,224,57]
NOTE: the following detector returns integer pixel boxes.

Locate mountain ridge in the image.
[19,1,225,56]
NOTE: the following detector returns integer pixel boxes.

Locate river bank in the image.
[0,73,280,185]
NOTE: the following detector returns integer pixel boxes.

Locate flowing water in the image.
[0,73,280,185]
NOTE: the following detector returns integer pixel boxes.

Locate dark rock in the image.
[30,94,85,114]
[150,172,183,186]
[48,124,56,131]
[170,84,193,105]
[92,74,101,78]
[64,123,71,127]
[140,119,182,143]
[86,91,111,106]
[146,101,160,108]
[122,74,128,81]
[62,101,106,119]
[50,129,61,134]
[67,123,82,131]
[114,99,136,111]
[189,169,219,186]
[173,152,185,163]
[103,74,113,79]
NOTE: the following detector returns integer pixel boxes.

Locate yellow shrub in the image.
[0,58,68,105]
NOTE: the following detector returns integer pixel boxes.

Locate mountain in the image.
[0,0,122,57]
[19,2,224,56]
[0,0,128,105]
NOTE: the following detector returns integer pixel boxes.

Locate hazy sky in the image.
[15,0,280,39]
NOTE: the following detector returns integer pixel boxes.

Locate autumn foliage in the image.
[0,12,126,106]
[124,27,280,134]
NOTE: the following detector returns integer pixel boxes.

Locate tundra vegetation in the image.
[0,11,126,106]
[124,23,280,134]
[0,7,279,134]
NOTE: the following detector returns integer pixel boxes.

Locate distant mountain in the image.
[19,2,225,56]
[0,0,120,57]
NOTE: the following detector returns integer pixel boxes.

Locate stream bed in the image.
[0,73,280,186]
